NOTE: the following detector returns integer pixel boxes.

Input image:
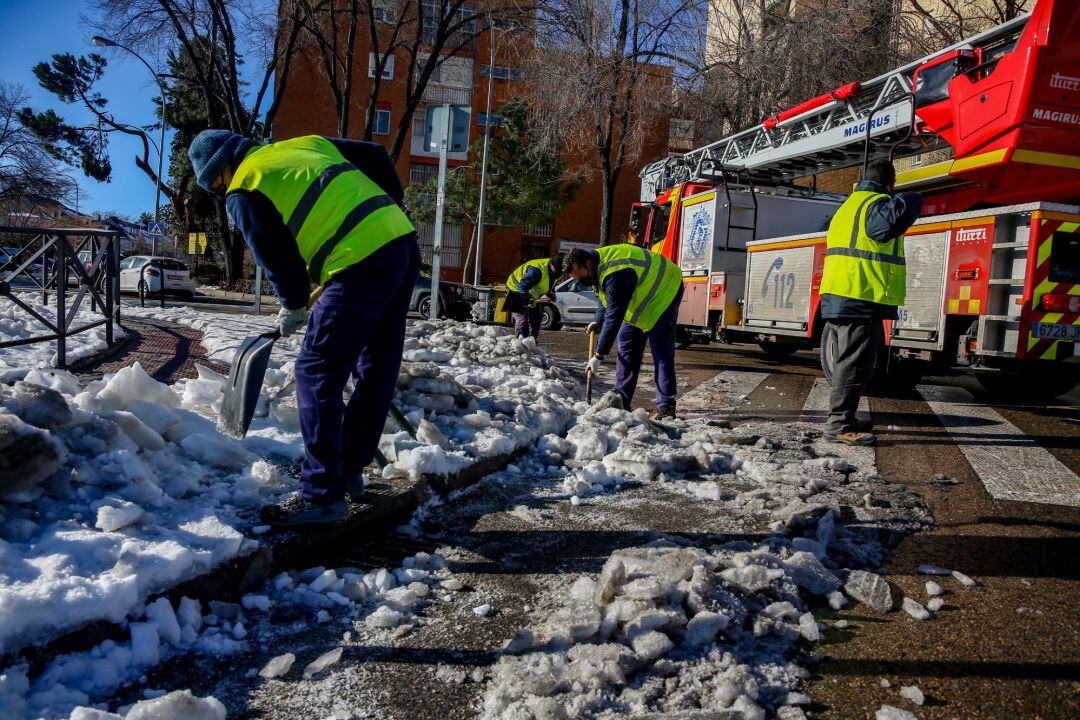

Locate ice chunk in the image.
[259,653,296,679]
[927,598,944,612]
[242,594,272,612]
[0,411,64,499]
[69,708,123,719]
[826,591,847,610]
[367,606,403,628]
[6,380,72,428]
[875,705,916,720]
[473,603,492,617]
[98,362,180,410]
[310,569,339,593]
[899,685,925,706]
[417,419,450,448]
[180,432,248,468]
[844,570,895,613]
[129,621,161,666]
[925,581,943,597]
[594,556,626,605]
[101,410,165,451]
[146,597,182,646]
[951,570,977,587]
[685,611,729,646]
[721,564,785,593]
[94,500,145,533]
[177,597,202,631]
[127,400,181,436]
[302,647,343,678]
[901,597,930,620]
[917,564,951,576]
[125,689,226,720]
[798,612,821,642]
[783,551,841,595]
[23,367,81,396]
[631,630,673,662]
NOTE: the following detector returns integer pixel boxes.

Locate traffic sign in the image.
[147,222,165,237]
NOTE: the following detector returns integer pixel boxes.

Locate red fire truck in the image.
[633,0,1079,396]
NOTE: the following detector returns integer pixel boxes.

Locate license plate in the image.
[1032,322,1080,341]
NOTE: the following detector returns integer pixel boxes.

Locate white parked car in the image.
[540,278,600,330]
[119,255,196,298]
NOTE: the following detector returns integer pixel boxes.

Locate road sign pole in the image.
[431,104,452,321]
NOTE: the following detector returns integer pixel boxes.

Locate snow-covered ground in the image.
[0,302,941,719]
[0,308,585,719]
[0,294,124,381]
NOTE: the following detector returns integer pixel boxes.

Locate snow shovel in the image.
[218,286,325,439]
[585,326,598,403]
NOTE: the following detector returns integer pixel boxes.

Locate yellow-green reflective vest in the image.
[506,258,553,299]
[595,244,682,331]
[820,190,906,306]
[227,135,415,285]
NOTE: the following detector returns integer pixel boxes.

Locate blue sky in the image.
[0,0,174,219]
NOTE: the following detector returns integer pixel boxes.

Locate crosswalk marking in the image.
[799,377,871,425]
[680,370,770,415]
[917,385,1080,508]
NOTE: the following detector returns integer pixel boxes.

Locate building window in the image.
[479,65,522,80]
[410,163,438,187]
[910,154,923,166]
[476,113,503,127]
[372,0,396,23]
[369,53,394,80]
[374,108,391,135]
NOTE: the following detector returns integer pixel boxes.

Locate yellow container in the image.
[492,284,511,325]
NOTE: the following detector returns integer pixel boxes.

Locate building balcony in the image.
[421,83,472,106]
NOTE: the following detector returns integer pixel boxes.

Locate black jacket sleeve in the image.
[225,190,311,310]
[327,138,405,206]
[864,192,923,242]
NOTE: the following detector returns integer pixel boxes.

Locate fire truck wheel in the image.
[976,372,1078,401]
[758,340,798,359]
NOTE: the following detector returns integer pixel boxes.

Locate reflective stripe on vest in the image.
[595,244,682,330]
[227,135,415,284]
[506,258,552,299]
[820,190,907,306]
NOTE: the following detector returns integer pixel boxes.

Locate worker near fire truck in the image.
[564,245,683,420]
[505,254,566,339]
[189,130,418,527]
[819,159,922,446]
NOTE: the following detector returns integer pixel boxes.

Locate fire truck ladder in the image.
[721,168,758,251]
[639,12,1030,201]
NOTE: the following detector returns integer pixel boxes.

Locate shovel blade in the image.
[218,333,277,439]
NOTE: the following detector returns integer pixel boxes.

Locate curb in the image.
[5,445,532,677]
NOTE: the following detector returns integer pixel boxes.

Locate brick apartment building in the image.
[273,9,674,284]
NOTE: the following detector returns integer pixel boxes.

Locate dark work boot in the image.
[652,405,676,421]
[261,494,348,528]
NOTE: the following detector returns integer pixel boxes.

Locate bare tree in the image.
[526,0,693,245]
[898,0,1032,60]
[0,83,75,208]
[85,0,305,283]
[694,0,897,142]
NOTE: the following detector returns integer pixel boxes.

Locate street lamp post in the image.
[92,35,167,256]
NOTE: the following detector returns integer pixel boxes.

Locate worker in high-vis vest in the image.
[504,254,565,339]
[819,159,922,446]
[189,130,419,527]
[563,244,684,419]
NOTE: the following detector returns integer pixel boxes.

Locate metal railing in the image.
[0,225,121,368]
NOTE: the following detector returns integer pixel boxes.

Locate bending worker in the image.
[504,253,565,339]
[189,130,419,527]
[819,158,922,446]
[563,245,683,420]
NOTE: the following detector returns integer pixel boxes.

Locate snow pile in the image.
[481,538,836,719]
[0,294,125,380]
[0,365,292,663]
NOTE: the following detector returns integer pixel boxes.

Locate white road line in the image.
[799,377,871,425]
[918,384,1080,508]
[680,370,770,416]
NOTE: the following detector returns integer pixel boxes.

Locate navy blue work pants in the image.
[613,284,683,410]
[295,236,420,503]
[513,305,543,339]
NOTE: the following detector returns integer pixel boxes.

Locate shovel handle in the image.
[586,326,597,403]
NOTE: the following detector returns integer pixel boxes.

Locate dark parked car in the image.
[410,271,473,320]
